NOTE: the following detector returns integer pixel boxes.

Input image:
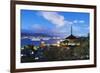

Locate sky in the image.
[21,9,90,37]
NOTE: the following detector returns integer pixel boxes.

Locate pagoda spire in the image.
[71,24,73,35]
[65,24,76,39]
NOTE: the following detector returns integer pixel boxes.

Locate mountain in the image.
[21,29,67,38]
[21,32,55,37]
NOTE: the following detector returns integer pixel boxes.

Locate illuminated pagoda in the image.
[62,25,80,46]
[66,25,77,46]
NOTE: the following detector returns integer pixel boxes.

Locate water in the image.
[21,38,61,47]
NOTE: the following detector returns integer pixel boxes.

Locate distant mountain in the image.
[21,29,68,38]
[21,32,55,37]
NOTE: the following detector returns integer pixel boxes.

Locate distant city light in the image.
[57,41,60,47]
[21,47,24,50]
[31,51,34,54]
[34,46,38,50]
[35,57,39,60]
[41,41,45,44]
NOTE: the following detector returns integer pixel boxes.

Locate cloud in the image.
[73,20,78,23]
[36,11,88,37]
[39,11,85,27]
[30,24,45,32]
[39,11,70,27]
[31,24,52,33]
[79,20,85,23]
[73,20,85,24]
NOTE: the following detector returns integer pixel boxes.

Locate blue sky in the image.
[21,9,90,37]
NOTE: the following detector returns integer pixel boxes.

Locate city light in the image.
[57,41,60,47]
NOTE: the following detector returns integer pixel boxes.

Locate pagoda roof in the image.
[66,34,77,39]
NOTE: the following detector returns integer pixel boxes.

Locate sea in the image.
[21,37,62,47]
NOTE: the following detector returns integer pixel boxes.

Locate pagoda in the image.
[62,25,80,46]
[66,25,77,40]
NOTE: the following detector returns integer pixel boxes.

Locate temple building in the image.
[62,25,80,47]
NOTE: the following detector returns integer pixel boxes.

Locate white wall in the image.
[0,0,100,73]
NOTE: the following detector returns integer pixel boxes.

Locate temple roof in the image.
[66,34,77,39]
